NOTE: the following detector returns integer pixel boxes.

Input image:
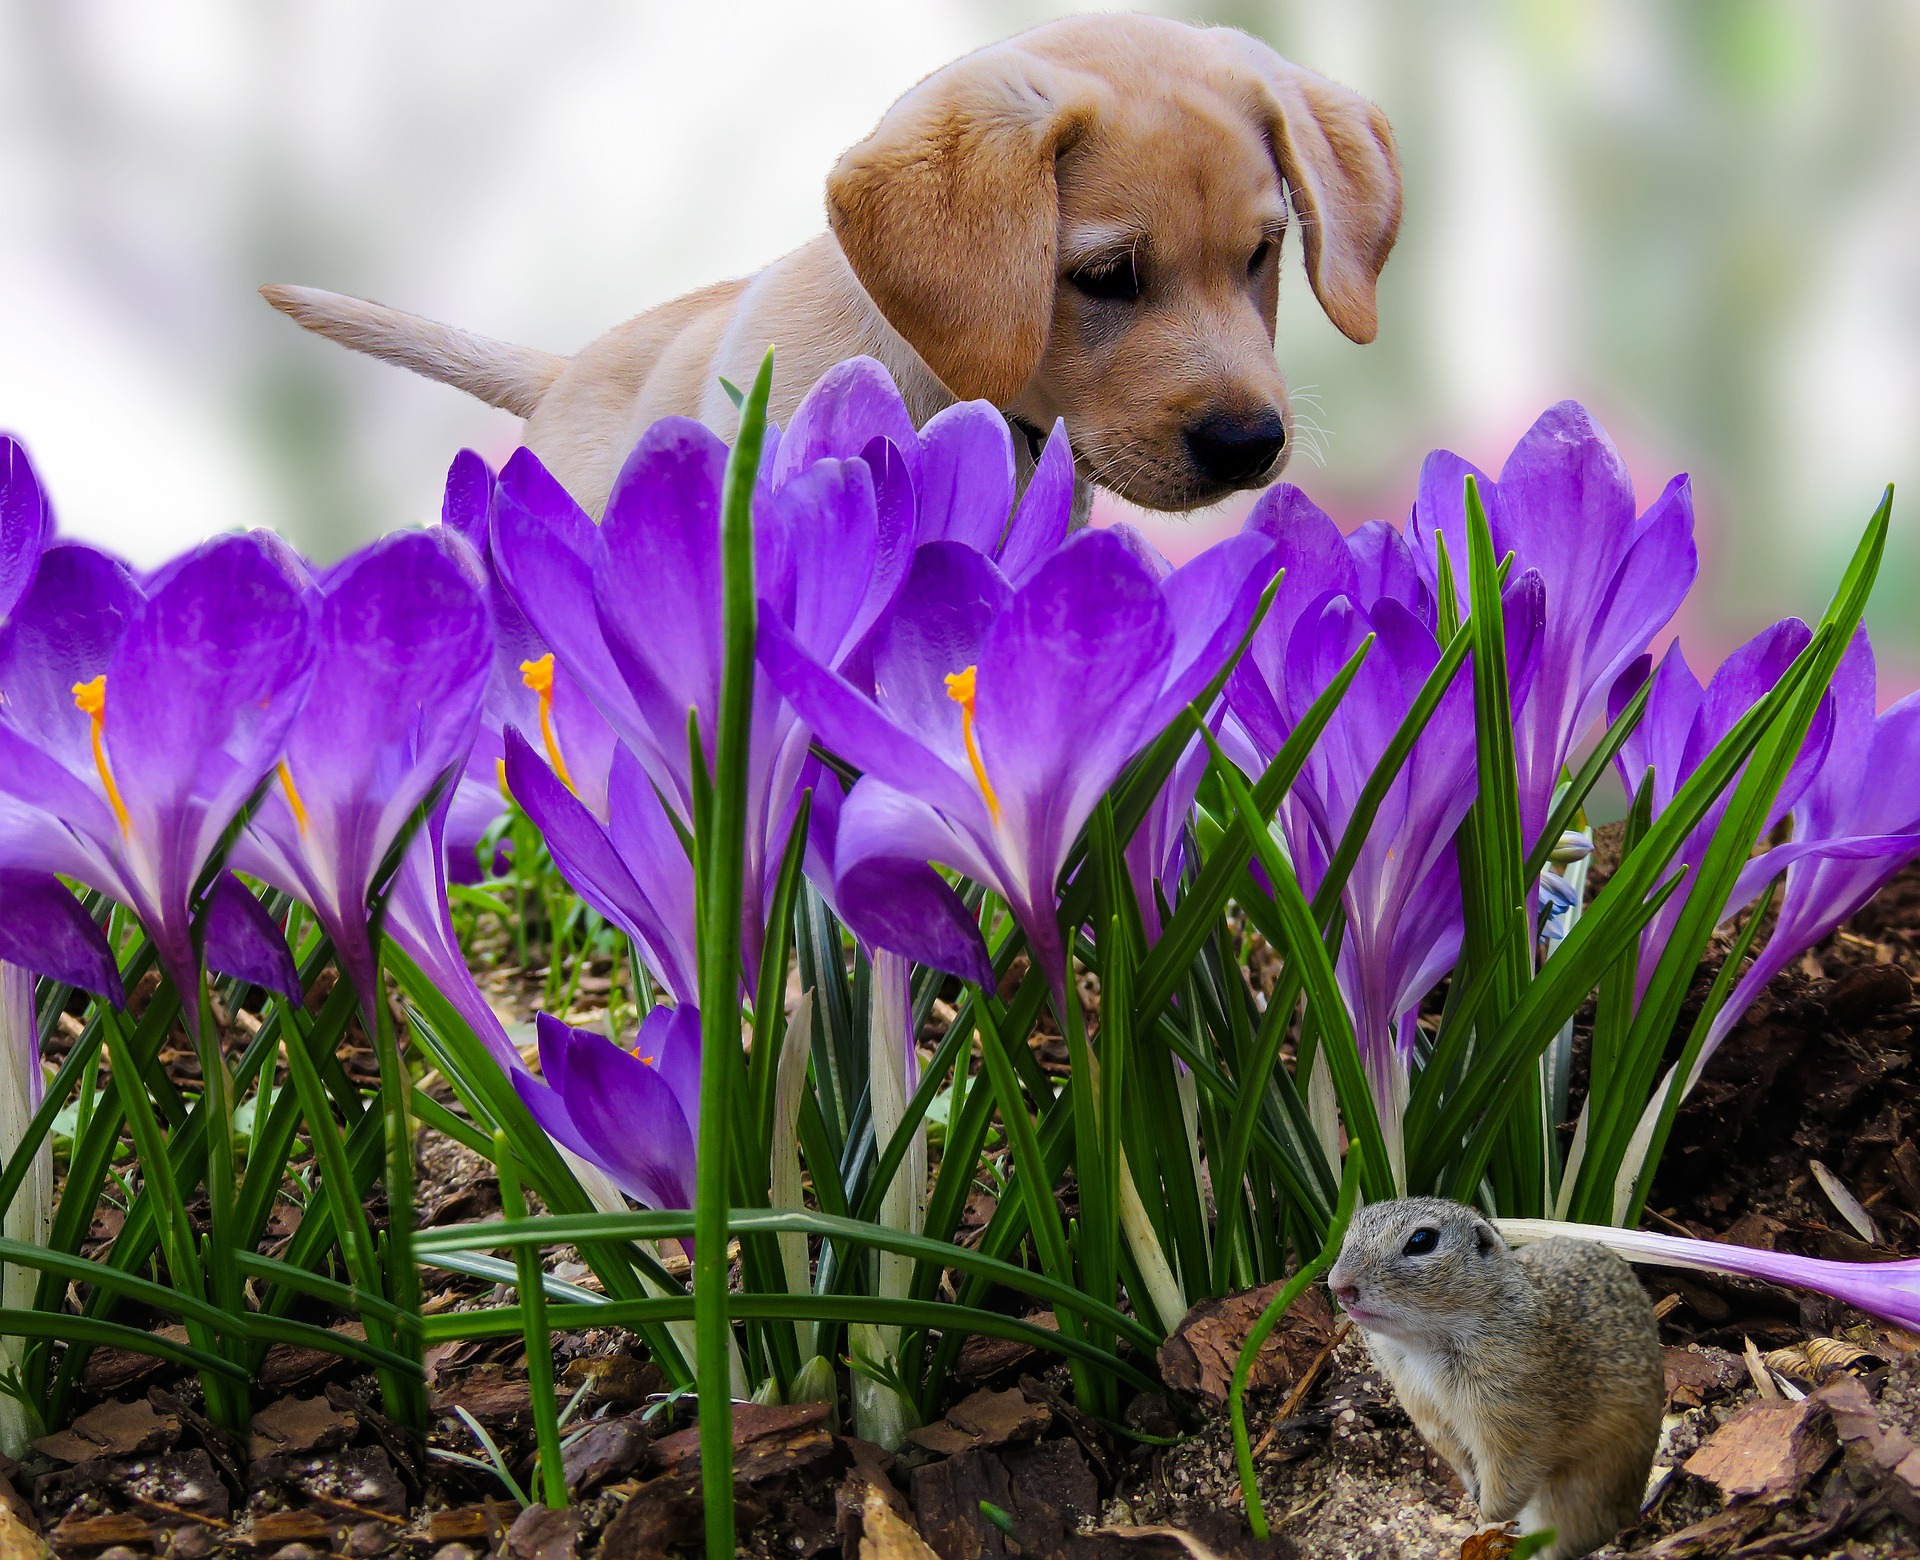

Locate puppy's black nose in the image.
[1185,412,1287,485]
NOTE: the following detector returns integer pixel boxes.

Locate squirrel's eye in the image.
[1071,252,1143,303]
[1248,239,1272,275]
[1403,1228,1439,1256]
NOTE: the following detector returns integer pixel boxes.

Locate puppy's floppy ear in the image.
[1219,35,1403,345]
[828,46,1097,406]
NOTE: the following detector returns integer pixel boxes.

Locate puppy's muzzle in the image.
[1185,411,1287,486]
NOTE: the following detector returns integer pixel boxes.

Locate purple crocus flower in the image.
[1697,633,1920,1067]
[0,535,317,1019]
[493,384,926,989]
[0,443,121,1002]
[1500,1218,1920,1335]
[763,527,1280,1001]
[1222,485,1543,1180]
[232,528,491,1022]
[1409,402,1697,853]
[513,1005,700,1253]
[770,355,1070,583]
[1608,618,1833,999]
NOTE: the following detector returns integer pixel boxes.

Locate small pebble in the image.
[273,1545,322,1560]
[98,1548,142,1560]
[346,1521,397,1557]
[167,1527,215,1560]
[434,1545,479,1560]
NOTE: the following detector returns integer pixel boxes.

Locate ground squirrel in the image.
[1326,1197,1662,1560]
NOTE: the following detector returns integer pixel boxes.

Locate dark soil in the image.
[19,862,1920,1559]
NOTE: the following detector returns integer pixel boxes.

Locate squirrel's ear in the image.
[1472,1220,1502,1257]
[827,45,1099,405]
[1214,32,1403,345]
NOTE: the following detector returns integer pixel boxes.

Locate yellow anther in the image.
[71,675,131,837]
[943,664,1002,824]
[519,653,576,794]
[496,757,511,800]
[277,760,311,836]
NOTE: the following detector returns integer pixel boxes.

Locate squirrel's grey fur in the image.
[1326,1197,1663,1560]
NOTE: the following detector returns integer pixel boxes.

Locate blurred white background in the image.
[2,1,1915,694]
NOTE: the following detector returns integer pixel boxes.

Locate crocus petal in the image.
[0,870,120,1001]
[758,614,986,827]
[915,401,1015,551]
[504,728,693,1000]
[834,778,1005,950]
[973,532,1173,906]
[0,438,52,625]
[107,533,318,871]
[1147,532,1282,731]
[1499,1219,1920,1335]
[383,801,524,1075]
[773,356,921,492]
[994,420,1073,587]
[543,1015,699,1213]
[870,541,1010,765]
[201,873,301,1002]
[592,419,731,776]
[491,448,652,759]
[603,742,699,1002]
[838,855,993,987]
[440,449,496,552]
[644,1002,703,1134]
[0,543,143,778]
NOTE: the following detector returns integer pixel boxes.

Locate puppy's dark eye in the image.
[1403,1228,1439,1256]
[1071,252,1141,303]
[1248,239,1272,275]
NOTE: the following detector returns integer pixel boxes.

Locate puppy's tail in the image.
[260,284,566,419]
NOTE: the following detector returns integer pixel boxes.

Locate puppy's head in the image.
[827,16,1401,511]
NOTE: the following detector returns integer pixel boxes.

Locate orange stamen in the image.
[943,664,1002,824]
[519,653,576,793]
[71,676,131,836]
[495,757,511,799]
[277,761,311,835]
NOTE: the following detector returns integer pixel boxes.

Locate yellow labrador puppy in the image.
[264,14,1400,517]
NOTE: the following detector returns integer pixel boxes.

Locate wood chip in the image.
[45,1512,154,1551]
[250,1394,359,1459]
[1813,1373,1920,1522]
[0,1506,44,1560]
[858,1483,939,1560]
[906,1387,1049,1456]
[32,1397,179,1463]
[1683,1396,1835,1502]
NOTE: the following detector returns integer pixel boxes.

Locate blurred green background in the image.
[2,1,1914,695]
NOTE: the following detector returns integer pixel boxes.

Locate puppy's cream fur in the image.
[264,14,1400,517]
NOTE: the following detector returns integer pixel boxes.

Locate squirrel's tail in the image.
[259,285,565,419]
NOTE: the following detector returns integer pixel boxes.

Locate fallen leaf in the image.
[1458,1528,1516,1560]
[1157,1283,1338,1406]
[1683,1396,1835,1502]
